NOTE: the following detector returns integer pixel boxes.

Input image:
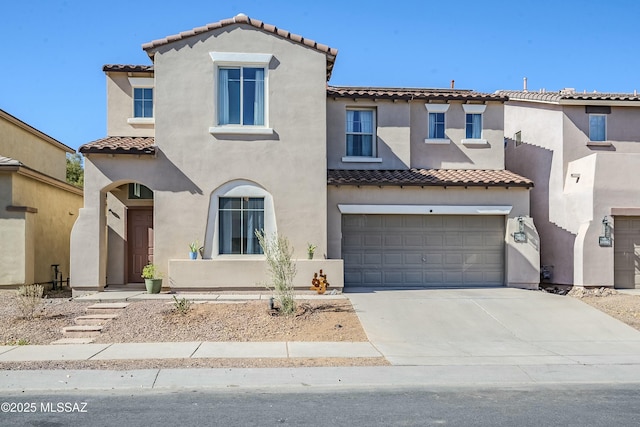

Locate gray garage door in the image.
[614,216,640,289]
[342,215,505,287]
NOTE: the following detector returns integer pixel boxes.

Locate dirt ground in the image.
[566,287,640,331]
[0,289,388,370]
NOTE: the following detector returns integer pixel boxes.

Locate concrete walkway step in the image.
[74,314,119,325]
[85,302,130,315]
[61,325,103,338]
[50,337,95,345]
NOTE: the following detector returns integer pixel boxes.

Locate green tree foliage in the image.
[66,153,84,188]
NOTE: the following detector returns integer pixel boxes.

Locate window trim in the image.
[344,108,377,159]
[462,104,487,144]
[127,77,154,124]
[210,52,273,135]
[589,113,607,142]
[424,103,450,143]
[205,180,276,259]
[218,197,265,255]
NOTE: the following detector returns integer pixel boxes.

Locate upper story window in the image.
[209,52,273,135]
[429,113,445,139]
[589,114,607,141]
[218,67,264,126]
[462,104,487,144]
[133,88,153,118]
[219,197,264,255]
[424,103,450,143]
[346,109,375,157]
[127,77,154,125]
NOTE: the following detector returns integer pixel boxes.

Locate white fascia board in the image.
[338,204,513,215]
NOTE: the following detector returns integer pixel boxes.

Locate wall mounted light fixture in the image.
[599,216,612,247]
[514,216,527,243]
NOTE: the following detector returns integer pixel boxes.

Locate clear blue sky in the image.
[1,0,639,150]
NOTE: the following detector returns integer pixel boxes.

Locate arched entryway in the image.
[105,182,154,285]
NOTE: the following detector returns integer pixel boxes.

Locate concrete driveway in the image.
[347,287,640,366]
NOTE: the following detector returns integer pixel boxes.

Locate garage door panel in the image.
[363,253,382,265]
[404,235,424,247]
[342,214,505,287]
[383,253,403,266]
[445,233,464,247]
[445,253,463,265]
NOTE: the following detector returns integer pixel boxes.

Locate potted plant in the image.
[141,263,163,294]
[307,243,317,260]
[189,240,199,260]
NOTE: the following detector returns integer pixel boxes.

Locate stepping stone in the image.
[74,314,119,325]
[50,337,95,345]
[61,325,103,337]
[85,302,130,315]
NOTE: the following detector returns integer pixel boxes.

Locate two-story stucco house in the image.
[0,109,83,287]
[70,14,539,294]
[501,88,640,289]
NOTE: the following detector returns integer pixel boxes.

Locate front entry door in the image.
[127,207,153,283]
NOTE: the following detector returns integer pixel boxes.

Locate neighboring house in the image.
[70,14,539,294]
[0,109,83,287]
[501,88,640,289]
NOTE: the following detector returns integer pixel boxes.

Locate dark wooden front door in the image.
[127,207,153,283]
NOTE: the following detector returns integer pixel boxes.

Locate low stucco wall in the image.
[168,258,344,291]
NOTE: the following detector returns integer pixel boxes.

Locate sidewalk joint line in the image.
[87,343,112,360]
[189,342,203,358]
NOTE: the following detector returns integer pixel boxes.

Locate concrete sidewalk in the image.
[0,341,381,362]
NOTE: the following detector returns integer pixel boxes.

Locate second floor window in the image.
[589,114,607,141]
[346,109,375,157]
[429,112,445,139]
[133,88,153,118]
[218,67,265,126]
[465,113,482,139]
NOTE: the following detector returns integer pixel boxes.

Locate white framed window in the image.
[345,109,376,157]
[133,88,153,118]
[462,104,487,145]
[219,197,264,255]
[589,114,607,141]
[209,52,273,135]
[424,103,450,144]
[205,180,277,259]
[127,77,154,125]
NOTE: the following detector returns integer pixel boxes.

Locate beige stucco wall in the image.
[72,24,332,291]
[505,100,640,286]
[0,114,69,181]
[0,172,82,286]
[327,100,505,170]
[105,72,155,137]
[327,185,539,288]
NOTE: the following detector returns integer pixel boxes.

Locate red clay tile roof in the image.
[328,86,508,102]
[103,65,154,73]
[141,14,338,80]
[327,169,533,188]
[79,136,155,155]
[498,90,640,103]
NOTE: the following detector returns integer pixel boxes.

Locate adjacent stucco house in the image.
[0,109,83,287]
[71,14,539,294]
[501,89,640,289]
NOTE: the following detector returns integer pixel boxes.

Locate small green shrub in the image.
[172,295,191,315]
[16,284,44,320]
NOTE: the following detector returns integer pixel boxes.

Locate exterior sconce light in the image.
[513,216,527,243]
[599,216,612,247]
